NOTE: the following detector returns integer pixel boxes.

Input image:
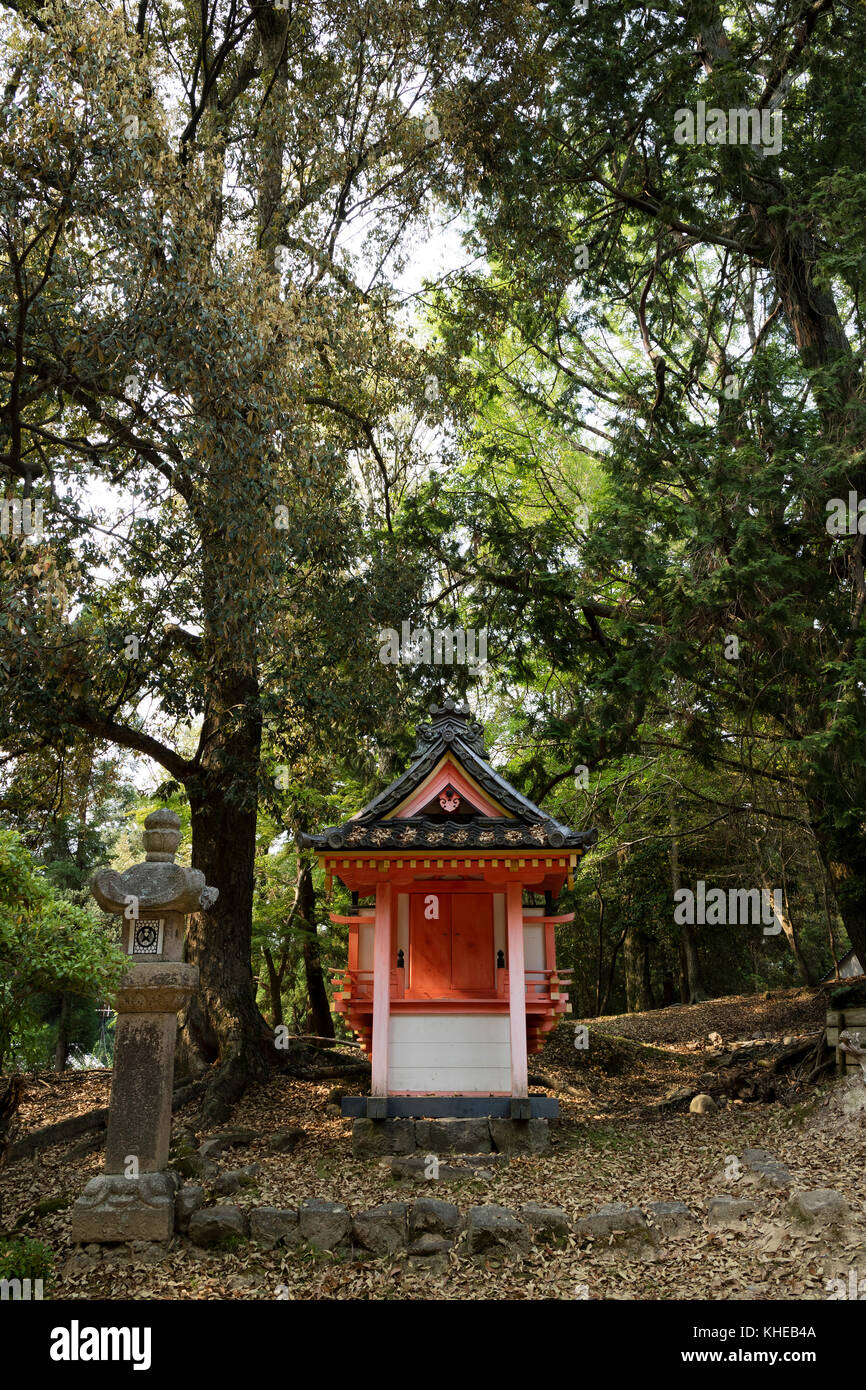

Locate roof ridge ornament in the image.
[413,698,489,759]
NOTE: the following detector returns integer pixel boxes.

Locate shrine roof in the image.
[300,699,596,854]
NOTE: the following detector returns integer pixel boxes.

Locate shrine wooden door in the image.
[451,893,495,992]
[409,892,452,996]
[409,891,495,996]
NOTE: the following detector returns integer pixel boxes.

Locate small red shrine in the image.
[301,700,596,1118]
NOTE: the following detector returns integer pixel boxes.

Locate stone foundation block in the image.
[351,1118,417,1158]
[413,1118,492,1153]
[71,1172,177,1244]
[489,1118,549,1155]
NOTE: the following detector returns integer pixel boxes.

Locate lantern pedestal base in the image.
[70,1172,177,1244]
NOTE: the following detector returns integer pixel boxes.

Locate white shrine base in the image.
[387,1013,512,1094]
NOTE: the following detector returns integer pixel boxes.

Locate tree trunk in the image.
[262,947,285,1027]
[599,923,628,1016]
[177,669,272,1125]
[765,866,812,986]
[810,817,866,972]
[297,860,334,1042]
[594,880,605,1016]
[624,923,654,1013]
[667,787,705,1002]
[54,993,71,1072]
[818,856,841,977]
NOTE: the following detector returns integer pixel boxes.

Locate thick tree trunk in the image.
[624,923,654,1013]
[810,818,866,972]
[177,669,272,1125]
[297,861,334,1041]
[680,923,705,1004]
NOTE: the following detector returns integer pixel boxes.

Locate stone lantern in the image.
[70,809,217,1243]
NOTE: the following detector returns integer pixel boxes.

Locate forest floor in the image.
[2,985,863,1301]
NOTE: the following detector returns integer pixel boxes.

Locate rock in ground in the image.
[249,1207,300,1249]
[574,1203,658,1258]
[787,1189,850,1229]
[740,1148,792,1189]
[198,1129,257,1162]
[174,1185,205,1233]
[520,1202,570,1243]
[298,1198,351,1249]
[267,1128,306,1154]
[645,1201,697,1237]
[408,1197,461,1239]
[188,1206,248,1247]
[464,1205,531,1259]
[212,1162,261,1196]
[706,1196,756,1229]
[352,1202,409,1255]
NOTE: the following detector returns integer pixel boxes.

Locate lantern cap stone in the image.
[90,807,218,915]
[143,807,183,862]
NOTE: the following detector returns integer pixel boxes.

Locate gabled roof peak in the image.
[413,699,488,759]
[300,698,598,856]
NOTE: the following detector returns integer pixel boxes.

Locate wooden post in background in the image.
[371,881,393,1096]
[506,881,528,1097]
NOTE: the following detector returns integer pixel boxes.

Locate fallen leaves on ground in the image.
[1,988,862,1301]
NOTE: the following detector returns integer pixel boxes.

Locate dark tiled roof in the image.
[300,699,597,855]
[308,816,591,852]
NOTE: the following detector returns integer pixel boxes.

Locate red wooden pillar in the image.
[371,881,393,1097]
[544,919,556,971]
[506,881,528,1097]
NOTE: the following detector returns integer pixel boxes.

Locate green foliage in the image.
[2,0,865,1044]
[0,828,126,1070]
[0,1236,54,1285]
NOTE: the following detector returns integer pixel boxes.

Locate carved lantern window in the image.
[129,918,165,956]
